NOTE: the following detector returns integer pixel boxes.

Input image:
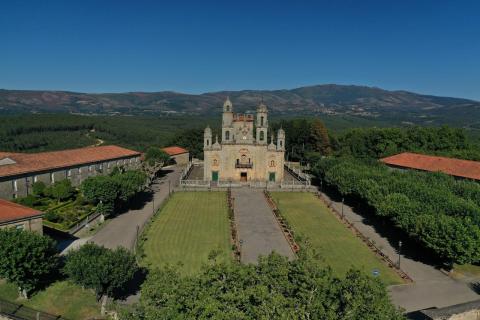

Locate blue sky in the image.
[1,1,479,100]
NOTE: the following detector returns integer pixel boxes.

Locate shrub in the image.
[32,181,46,196]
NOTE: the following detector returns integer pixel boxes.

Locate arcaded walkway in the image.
[232,188,295,264]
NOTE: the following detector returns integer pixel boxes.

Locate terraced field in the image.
[141,192,231,275]
[270,192,402,285]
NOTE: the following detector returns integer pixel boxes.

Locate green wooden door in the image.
[269,172,276,182]
[212,171,219,181]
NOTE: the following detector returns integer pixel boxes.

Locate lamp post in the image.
[152,193,155,215]
[398,240,402,269]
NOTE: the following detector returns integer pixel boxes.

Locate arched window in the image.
[260,131,264,141]
[225,131,230,140]
[270,160,275,167]
[241,154,247,163]
[280,141,283,147]
[213,159,218,166]
[206,139,210,146]
[260,116,264,126]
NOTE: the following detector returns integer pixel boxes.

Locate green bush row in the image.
[313,158,480,264]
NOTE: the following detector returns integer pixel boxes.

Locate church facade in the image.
[203,98,285,183]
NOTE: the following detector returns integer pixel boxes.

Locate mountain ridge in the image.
[1,84,479,126]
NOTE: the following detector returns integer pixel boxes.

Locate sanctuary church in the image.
[203,98,285,183]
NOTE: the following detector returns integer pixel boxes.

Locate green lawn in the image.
[0,280,101,320]
[141,191,232,275]
[452,263,480,278]
[270,192,402,285]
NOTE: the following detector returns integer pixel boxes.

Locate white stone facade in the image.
[203,98,285,183]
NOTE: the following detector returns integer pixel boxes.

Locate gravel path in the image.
[233,188,295,264]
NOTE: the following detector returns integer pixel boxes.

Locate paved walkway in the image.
[91,166,182,249]
[233,188,295,264]
[320,191,479,312]
[61,166,182,254]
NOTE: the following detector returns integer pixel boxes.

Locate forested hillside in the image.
[0,114,211,155]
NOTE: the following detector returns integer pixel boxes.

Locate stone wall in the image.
[414,299,480,320]
[0,156,141,200]
[0,217,43,234]
[172,153,189,165]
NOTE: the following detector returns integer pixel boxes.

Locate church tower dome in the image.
[257,101,268,113]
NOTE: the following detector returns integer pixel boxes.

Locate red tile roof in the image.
[162,146,189,156]
[380,152,480,181]
[0,145,141,178]
[0,199,43,223]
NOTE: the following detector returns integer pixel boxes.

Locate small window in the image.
[280,141,283,147]
[67,169,72,177]
[207,139,210,146]
[99,164,103,170]
[50,173,55,183]
[89,165,93,172]
[12,180,18,192]
[33,175,38,183]
[270,160,275,167]
[260,131,264,141]
[260,116,264,126]
[108,162,111,169]
[79,167,82,174]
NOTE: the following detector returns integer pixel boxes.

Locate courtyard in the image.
[140,191,232,275]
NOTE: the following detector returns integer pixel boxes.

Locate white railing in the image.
[180,161,194,181]
[180,179,210,187]
[285,162,311,183]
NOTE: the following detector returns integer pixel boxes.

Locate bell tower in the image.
[222,97,233,143]
[277,128,285,151]
[204,126,212,149]
[256,101,268,145]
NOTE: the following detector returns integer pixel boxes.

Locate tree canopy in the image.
[122,253,403,320]
[313,158,480,264]
[0,228,58,297]
[81,169,147,215]
[63,243,138,299]
[337,126,480,160]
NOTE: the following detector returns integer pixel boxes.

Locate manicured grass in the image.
[452,264,480,278]
[0,280,101,320]
[142,192,231,275]
[270,192,402,285]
